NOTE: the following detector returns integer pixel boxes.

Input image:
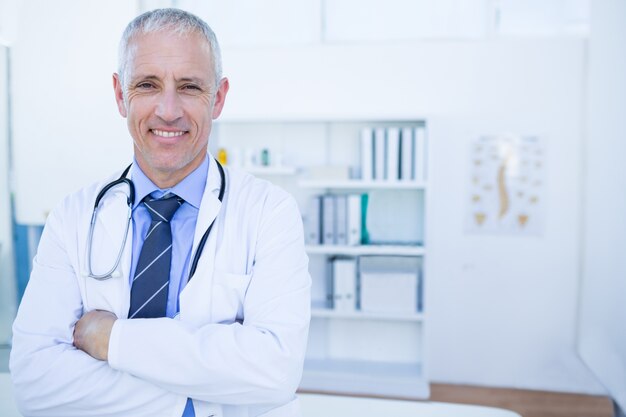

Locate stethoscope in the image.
[86,159,226,281]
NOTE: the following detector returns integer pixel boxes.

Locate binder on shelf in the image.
[413,126,428,182]
[332,258,357,312]
[373,128,386,181]
[335,195,348,246]
[347,194,362,246]
[360,128,374,181]
[322,195,336,245]
[305,196,322,245]
[400,127,413,181]
[386,127,400,182]
[360,193,370,244]
[417,265,424,313]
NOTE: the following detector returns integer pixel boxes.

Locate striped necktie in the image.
[129,194,183,319]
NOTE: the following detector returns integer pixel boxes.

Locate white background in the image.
[2,0,624,405]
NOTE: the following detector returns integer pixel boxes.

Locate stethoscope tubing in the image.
[189,160,225,278]
[86,160,225,281]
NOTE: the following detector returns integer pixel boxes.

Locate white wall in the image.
[0,0,19,45]
[217,38,604,394]
[579,0,626,410]
[10,0,137,224]
[173,0,603,393]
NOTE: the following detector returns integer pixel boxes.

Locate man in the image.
[10,8,311,417]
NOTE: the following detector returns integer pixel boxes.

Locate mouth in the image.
[150,129,188,138]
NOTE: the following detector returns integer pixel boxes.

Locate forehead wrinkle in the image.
[129,70,212,87]
[127,32,214,74]
[129,56,213,86]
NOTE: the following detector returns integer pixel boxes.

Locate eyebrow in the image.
[178,77,207,85]
[132,75,159,83]
[132,75,208,86]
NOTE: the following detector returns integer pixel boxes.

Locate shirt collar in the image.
[130,155,209,210]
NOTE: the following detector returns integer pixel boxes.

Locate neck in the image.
[135,153,206,189]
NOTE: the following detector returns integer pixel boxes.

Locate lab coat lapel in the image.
[180,156,223,325]
[83,183,132,317]
[191,156,223,256]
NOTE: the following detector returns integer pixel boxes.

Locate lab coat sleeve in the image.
[10,199,185,417]
[108,192,311,405]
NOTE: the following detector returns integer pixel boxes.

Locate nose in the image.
[154,88,184,122]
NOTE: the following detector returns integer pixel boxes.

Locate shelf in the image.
[244,166,297,175]
[298,180,427,190]
[299,358,429,399]
[311,308,424,322]
[218,119,430,398]
[306,245,425,256]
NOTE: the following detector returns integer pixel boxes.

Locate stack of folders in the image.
[360,125,428,182]
[305,194,367,246]
[332,258,358,312]
[329,256,423,314]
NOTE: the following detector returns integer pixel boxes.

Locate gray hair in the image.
[118,8,222,92]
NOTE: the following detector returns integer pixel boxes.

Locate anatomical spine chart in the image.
[466,135,545,236]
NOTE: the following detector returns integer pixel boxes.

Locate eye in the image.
[181,84,202,92]
[136,82,155,90]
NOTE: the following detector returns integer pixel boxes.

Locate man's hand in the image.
[73,310,117,361]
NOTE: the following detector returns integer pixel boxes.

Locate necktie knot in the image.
[143,194,183,222]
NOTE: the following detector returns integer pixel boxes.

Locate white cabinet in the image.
[214,119,429,398]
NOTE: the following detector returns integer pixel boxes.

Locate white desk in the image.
[299,394,522,417]
[0,374,522,417]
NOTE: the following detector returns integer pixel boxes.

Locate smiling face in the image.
[113,30,229,188]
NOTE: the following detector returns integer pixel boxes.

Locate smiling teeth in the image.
[152,129,185,138]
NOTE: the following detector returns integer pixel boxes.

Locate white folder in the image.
[305,196,322,245]
[332,258,357,312]
[347,194,362,246]
[374,127,386,181]
[386,127,400,181]
[413,126,428,182]
[322,195,336,245]
[360,128,374,181]
[335,195,348,246]
[400,127,413,181]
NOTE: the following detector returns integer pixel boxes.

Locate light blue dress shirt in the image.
[130,156,209,417]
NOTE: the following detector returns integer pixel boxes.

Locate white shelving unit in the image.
[299,180,427,190]
[245,166,298,176]
[216,119,429,399]
[311,308,424,322]
[301,359,427,399]
[306,245,425,256]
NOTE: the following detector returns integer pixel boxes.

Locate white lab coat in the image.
[10,156,312,417]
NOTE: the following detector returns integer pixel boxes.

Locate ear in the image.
[211,77,230,120]
[112,73,127,118]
